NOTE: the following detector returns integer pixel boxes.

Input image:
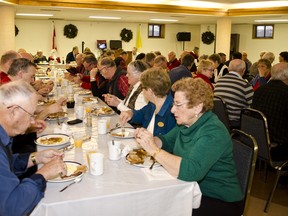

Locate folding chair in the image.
[240,108,288,212]
[212,95,230,132]
[231,129,258,216]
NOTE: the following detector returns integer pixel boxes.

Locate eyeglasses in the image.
[7,105,36,121]
[204,68,214,72]
[98,66,107,73]
[172,101,189,108]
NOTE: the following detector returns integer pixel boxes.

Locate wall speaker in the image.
[177,32,191,41]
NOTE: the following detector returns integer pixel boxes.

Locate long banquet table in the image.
[30,96,201,216]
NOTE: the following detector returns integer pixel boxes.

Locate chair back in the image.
[240,108,272,163]
[231,129,258,216]
[212,95,230,132]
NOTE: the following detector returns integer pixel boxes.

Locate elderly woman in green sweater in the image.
[135,78,243,216]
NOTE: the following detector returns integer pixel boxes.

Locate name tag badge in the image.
[158,122,164,127]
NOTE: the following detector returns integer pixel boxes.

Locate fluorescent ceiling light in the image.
[89,16,121,19]
[16,13,53,17]
[231,1,288,9]
[254,19,288,22]
[150,19,178,22]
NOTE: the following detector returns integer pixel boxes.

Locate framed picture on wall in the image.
[97,40,107,49]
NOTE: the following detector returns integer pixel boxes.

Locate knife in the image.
[58,144,74,152]
[59,177,82,192]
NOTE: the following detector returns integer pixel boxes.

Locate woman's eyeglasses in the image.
[204,68,214,72]
[172,101,189,108]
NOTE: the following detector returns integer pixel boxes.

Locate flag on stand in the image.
[136,24,142,49]
[52,25,57,50]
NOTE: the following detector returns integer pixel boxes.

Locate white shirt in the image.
[117,81,147,111]
[146,111,155,134]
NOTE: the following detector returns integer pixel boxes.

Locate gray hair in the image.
[1,50,20,65]
[262,52,275,63]
[0,80,37,107]
[127,60,148,74]
[271,62,288,81]
[7,58,36,76]
[228,59,246,73]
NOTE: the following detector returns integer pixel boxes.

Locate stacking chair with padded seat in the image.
[231,129,258,216]
[212,95,230,132]
[240,108,288,212]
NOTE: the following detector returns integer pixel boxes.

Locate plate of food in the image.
[82,97,98,103]
[38,99,56,106]
[35,133,70,147]
[48,161,87,183]
[77,90,91,95]
[110,127,135,139]
[126,149,160,168]
[46,111,68,121]
[92,106,115,116]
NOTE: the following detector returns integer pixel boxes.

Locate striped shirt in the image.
[214,72,254,123]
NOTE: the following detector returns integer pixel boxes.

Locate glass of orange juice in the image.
[73,132,84,148]
[85,105,92,113]
[86,150,97,167]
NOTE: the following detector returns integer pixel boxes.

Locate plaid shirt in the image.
[117,74,129,97]
[252,80,288,146]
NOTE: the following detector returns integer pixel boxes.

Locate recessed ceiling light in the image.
[16,13,53,17]
[150,19,178,22]
[89,16,121,20]
[254,19,288,22]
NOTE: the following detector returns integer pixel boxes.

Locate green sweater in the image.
[159,111,243,202]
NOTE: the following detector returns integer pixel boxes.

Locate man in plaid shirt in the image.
[252,62,288,161]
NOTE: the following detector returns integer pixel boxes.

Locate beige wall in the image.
[15,19,200,59]
[232,23,288,64]
[13,20,288,63]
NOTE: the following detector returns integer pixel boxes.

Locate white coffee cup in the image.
[108,140,122,161]
[102,117,111,130]
[89,153,104,176]
[76,105,84,120]
[98,119,107,135]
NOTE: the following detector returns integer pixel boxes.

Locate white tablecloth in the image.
[31,98,201,216]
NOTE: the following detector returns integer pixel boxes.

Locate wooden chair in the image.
[231,129,258,216]
[212,95,230,132]
[240,108,288,212]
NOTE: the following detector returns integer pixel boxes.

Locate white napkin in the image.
[121,144,133,157]
[141,166,175,181]
[120,139,142,157]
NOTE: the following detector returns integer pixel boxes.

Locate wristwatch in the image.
[31,152,37,166]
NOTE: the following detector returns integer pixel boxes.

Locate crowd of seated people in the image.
[1,46,288,216]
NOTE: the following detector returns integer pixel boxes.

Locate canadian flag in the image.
[52,25,57,50]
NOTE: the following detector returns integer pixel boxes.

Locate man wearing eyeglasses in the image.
[73,54,97,89]
[3,57,66,178]
[0,80,67,215]
[90,57,129,105]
